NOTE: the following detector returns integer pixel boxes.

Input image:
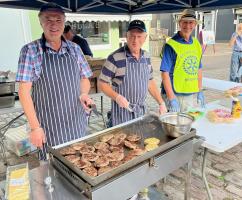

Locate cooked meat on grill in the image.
[109,146,124,153]
[127,134,141,142]
[106,151,124,162]
[123,154,136,162]
[83,166,98,177]
[82,152,99,162]
[64,155,80,164]
[110,160,123,168]
[71,142,87,151]
[79,145,95,154]
[124,140,138,149]
[96,148,111,157]
[129,148,146,156]
[75,159,92,169]
[115,132,127,140]
[105,152,117,162]
[94,142,109,150]
[100,134,114,142]
[94,156,110,167]
[98,166,112,176]
[113,151,124,161]
[60,147,76,156]
[108,137,124,146]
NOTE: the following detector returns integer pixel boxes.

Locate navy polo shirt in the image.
[160,32,202,95]
[72,35,93,57]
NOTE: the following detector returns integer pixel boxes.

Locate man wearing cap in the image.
[98,20,167,127]
[63,25,93,57]
[16,3,94,159]
[160,9,205,112]
[229,23,242,83]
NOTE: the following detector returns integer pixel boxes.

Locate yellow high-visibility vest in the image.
[167,37,202,93]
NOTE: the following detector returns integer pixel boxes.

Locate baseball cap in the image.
[127,20,146,32]
[39,2,65,14]
[179,9,197,21]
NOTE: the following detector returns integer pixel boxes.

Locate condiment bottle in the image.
[231,100,241,118]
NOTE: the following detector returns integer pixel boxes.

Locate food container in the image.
[5,126,32,157]
[159,112,194,138]
[5,163,31,200]
[0,94,15,109]
[0,82,15,95]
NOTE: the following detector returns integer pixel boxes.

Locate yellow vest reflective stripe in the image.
[167,38,202,93]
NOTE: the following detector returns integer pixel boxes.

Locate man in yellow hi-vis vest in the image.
[160,9,205,112]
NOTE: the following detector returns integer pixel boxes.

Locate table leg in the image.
[202,148,213,200]
[184,160,192,200]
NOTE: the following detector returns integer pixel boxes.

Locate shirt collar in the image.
[174,31,193,43]
[41,33,71,53]
[124,45,145,58]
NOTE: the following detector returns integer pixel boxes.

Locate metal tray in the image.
[0,82,15,95]
[48,114,196,186]
[0,94,15,109]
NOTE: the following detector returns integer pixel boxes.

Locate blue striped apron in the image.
[111,50,150,126]
[32,41,87,160]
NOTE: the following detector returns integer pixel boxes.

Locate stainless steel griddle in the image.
[48,113,201,200]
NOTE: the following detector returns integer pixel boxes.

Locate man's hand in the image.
[197,91,205,108]
[115,94,129,108]
[80,93,94,112]
[30,128,46,148]
[169,98,180,112]
[159,102,167,114]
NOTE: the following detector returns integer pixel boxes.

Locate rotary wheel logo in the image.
[183,56,198,75]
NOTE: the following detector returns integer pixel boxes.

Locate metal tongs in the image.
[88,104,107,128]
[126,103,136,113]
[88,104,100,116]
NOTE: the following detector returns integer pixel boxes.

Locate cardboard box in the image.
[87,58,106,68]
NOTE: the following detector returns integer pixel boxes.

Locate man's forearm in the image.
[148,79,164,104]
[80,78,91,94]
[161,72,175,100]
[97,80,119,101]
[19,82,40,129]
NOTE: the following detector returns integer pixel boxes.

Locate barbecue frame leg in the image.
[0,139,7,165]
[184,160,192,200]
[202,148,213,200]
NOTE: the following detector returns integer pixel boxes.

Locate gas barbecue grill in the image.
[48,114,203,200]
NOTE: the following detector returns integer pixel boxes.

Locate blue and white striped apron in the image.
[32,43,87,160]
[111,51,150,126]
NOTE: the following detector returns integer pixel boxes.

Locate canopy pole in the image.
[214,10,218,40]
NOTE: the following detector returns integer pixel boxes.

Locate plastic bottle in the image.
[231,100,241,118]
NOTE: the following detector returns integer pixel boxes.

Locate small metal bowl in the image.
[159,113,195,138]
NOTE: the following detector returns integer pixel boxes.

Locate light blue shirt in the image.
[232,32,242,51]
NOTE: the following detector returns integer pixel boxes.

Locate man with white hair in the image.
[16,2,94,159]
[98,20,167,127]
[160,9,205,112]
[229,23,242,83]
